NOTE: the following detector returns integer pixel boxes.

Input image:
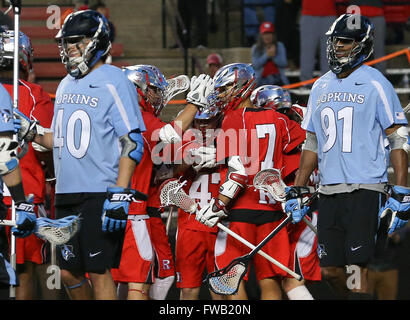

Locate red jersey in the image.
[176,134,219,233]
[302,0,336,16]
[216,108,306,220]
[3,79,54,205]
[129,111,166,215]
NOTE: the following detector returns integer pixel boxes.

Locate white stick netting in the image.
[35,215,80,245]
[253,168,287,202]
[207,261,247,295]
[165,75,190,104]
[159,179,197,213]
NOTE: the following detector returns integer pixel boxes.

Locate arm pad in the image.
[120,129,144,164]
[0,137,19,175]
[219,156,248,199]
[302,131,318,153]
[387,126,409,151]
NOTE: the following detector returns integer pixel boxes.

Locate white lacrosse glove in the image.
[196,198,228,227]
[186,74,214,110]
[190,146,217,172]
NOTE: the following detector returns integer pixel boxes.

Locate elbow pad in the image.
[0,137,19,175]
[219,156,248,199]
[302,131,318,153]
[387,126,410,152]
[120,129,144,164]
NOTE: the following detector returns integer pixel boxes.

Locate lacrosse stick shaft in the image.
[303,217,317,235]
[216,222,301,280]
[165,206,174,236]
[247,214,292,259]
[10,0,21,300]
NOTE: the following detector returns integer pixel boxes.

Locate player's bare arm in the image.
[294,131,318,186]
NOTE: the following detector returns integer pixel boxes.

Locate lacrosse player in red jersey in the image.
[195,63,306,300]
[111,65,213,300]
[170,105,228,300]
[0,30,56,300]
[251,85,320,300]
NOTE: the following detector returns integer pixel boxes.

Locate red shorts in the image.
[6,204,47,265]
[149,216,175,278]
[175,227,217,288]
[214,220,290,281]
[287,211,321,281]
[111,216,155,284]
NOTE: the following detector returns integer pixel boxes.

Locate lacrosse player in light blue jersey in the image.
[14,10,146,300]
[284,14,409,300]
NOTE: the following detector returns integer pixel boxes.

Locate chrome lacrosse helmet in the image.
[250,85,291,112]
[208,63,256,112]
[193,105,223,145]
[123,64,169,116]
[55,10,112,78]
[0,29,34,78]
[326,14,374,74]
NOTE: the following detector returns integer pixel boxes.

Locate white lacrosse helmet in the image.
[123,64,169,116]
[208,63,256,113]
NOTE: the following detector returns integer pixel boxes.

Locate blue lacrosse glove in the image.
[102,187,148,232]
[284,186,310,224]
[379,185,410,234]
[11,201,37,238]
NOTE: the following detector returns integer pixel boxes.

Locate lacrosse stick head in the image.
[205,256,250,295]
[159,179,197,214]
[35,215,81,245]
[253,168,287,202]
[164,75,190,105]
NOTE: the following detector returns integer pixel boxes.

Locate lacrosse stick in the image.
[7,0,22,299]
[164,75,190,105]
[165,206,174,236]
[159,179,301,280]
[0,215,81,246]
[253,168,318,235]
[403,102,410,114]
[205,187,319,295]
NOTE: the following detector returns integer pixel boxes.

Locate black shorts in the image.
[55,193,125,274]
[317,189,386,267]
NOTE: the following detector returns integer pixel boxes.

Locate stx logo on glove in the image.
[110,193,135,202]
[16,203,35,212]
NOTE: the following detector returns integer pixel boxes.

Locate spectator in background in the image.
[90,0,116,43]
[299,0,336,82]
[349,0,386,74]
[275,0,301,69]
[251,21,288,87]
[243,0,276,47]
[206,53,223,78]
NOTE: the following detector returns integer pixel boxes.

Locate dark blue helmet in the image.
[325,14,374,74]
[55,10,111,78]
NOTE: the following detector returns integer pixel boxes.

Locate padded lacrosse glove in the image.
[284,186,310,224]
[186,74,214,110]
[12,201,37,238]
[191,146,217,172]
[379,185,410,234]
[13,109,44,142]
[102,187,137,232]
[196,198,228,228]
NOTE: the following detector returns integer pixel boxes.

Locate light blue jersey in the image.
[0,83,13,194]
[302,65,407,185]
[52,64,145,194]
[0,83,14,133]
